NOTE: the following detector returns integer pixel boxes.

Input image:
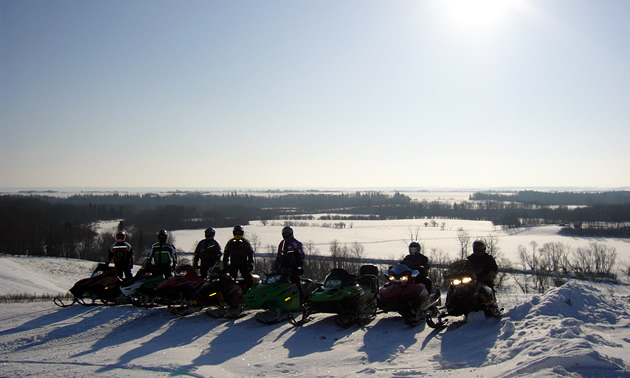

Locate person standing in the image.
[193,227,222,278]
[275,226,305,303]
[106,230,134,280]
[146,229,177,278]
[223,225,254,289]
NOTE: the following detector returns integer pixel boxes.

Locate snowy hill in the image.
[0,256,629,377]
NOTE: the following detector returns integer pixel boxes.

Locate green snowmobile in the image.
[300,265,380,327]
[244,272,318,324]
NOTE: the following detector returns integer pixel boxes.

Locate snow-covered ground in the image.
[0,255,629,377]
[166,220,630,266]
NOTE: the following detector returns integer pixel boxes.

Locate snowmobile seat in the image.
[359,264,379,277]
[358,265,379,293]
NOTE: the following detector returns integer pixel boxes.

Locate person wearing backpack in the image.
[106,230,134,280]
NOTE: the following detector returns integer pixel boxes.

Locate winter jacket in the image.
[401,253,430,271]
[223,238,254,268]
[467,252,499,288]
[106,241,134,266]
[276,237,304,273]
[193,238,222,272]
[147,242,177,268]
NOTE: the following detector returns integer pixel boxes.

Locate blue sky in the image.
[2,0,629,190]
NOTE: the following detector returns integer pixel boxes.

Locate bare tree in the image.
[457,228,470,260]
[538,242,571,274]
[572,242,617,278]
[248,232,261,253]
[407,226,420,242]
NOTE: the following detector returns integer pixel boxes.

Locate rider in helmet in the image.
[106,230,134,280]
[223,225,255,289]
[146,229,178,278]
[467,240,499,290]
[193,227,223,278]
[275,226,306,303]
[467,240,500,316]
[401,241,433,292]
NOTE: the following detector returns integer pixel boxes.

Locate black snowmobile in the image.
[427,259,502,329]
[297,265,380,327]
[54,263,123,307]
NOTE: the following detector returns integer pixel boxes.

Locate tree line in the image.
[2,190,629,261]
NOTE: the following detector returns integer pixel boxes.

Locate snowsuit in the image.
[193,238,222,278]
[467,251,499,289]
[147,242,177,278]
[401,253,432,292]
[275,237,305,303]
[106,241,134,280]
[223,238,254,289]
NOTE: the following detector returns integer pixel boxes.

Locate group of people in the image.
[106,226,499,303]
[105,225,306,294]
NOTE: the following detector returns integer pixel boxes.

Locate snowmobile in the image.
[426,259,502,329]
[199,269,250,319]
[118,267,166,307]
[243,272,318,325]
[376,264,441,326]
[54,263,123,307]
[153,264,207,315]
[297,265,380,328]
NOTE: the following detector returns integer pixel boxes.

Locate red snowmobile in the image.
[377,264,441,326]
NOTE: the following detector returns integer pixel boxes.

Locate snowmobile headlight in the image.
[325,279,343,288]
[453,279,462,286]
[462,277,472,284]
[400,275,408,283]
[388,274,396,282]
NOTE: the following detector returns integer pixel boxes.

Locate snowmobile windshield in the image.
[324,279,343,288]
[263,274,282,284]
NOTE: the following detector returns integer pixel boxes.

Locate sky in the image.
[2,0,629,190]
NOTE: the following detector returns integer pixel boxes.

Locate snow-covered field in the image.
[1,255,629,377]
[164,220,630,267]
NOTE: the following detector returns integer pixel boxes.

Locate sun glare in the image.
[438,0,513,34]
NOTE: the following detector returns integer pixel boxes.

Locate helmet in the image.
[408,241,421,255]
[473,240,486,253]
[282,226,293,238]
[116,230,126,242]
[232,225,244,236]
[205,227,215,238]
[157,229,168,242]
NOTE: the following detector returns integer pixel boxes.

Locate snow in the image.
[169,220,630,264]
[1,255,629,377]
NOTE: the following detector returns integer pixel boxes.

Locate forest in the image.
[1,190,629,262]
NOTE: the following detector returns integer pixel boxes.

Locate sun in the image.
[437,0,514,34]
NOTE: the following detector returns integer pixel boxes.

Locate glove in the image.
[296,266,304,276]
[248,263,254,273]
